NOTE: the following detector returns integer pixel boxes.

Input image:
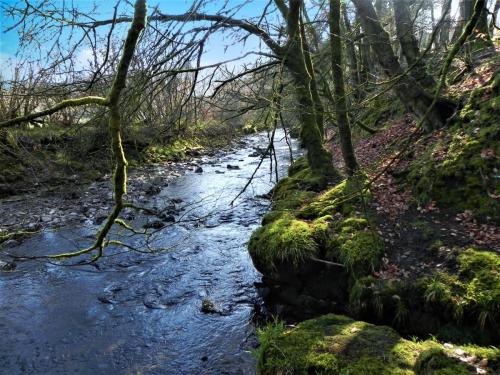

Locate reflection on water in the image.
[0,130,298,375]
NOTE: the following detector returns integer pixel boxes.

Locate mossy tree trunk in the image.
[452,0,492,51]
[277,0,337,178]
[393,0,436,89]
[0,0,147,260]
[329,0,358,175]
[352,0,456,132]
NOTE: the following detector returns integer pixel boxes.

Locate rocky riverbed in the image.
[0,130,297,375]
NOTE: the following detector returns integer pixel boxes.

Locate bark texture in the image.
[329,0,358,175]
[393,0,436,89]
[352,0,456,132]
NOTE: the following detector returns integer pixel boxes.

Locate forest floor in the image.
[330,59,500,284]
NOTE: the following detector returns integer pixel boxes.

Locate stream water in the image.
[0,130,298,375]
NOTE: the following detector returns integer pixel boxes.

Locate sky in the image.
[0,0,273,79]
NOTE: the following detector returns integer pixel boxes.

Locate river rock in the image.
[0,260,16,271]
[145,184,161,196]
[158,213,175,223]
[41,215,52,223]
[200,298,220,314]
[143,220,165,229]
[226,164,240,170]
[194,166,203,173]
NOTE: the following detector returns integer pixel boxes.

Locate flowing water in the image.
[0,130,298,375]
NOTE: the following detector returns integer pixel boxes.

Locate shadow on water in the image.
[0,130,299,375]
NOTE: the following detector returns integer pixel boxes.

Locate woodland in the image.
[0,0,499,374]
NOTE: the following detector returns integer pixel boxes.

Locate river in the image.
[0,130,298,375]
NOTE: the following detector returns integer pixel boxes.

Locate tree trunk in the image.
[279,0,337,177]
[352,0,456,132]
[342,4,361,99]
[452,0,492,50]
[490,0,500,35]
[329,0,358,175]
[438,0,453,49]
[393,0,436,89]
[357,14,373,89]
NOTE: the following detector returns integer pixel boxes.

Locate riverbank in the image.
[0,136,261,237]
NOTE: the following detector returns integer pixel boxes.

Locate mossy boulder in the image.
[337,230,384,277]
[248,213,319,278]
[250,171,384,318]
[256,314,499,374]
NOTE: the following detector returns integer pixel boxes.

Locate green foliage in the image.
[337,230,384,276]
[407,76,500,221]
[421,248,500,328]
[248,213,319,276]
[256,314,490,375]
[242,118,270,134]
[297,175,367,219]
[142,138,203,162]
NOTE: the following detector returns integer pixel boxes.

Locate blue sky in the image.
[0,0,275,77]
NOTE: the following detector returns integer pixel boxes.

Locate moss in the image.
[357,93,405,132]
[248,213,319,276]
[414,348,470,375]
[256,314,491,375]
[420,248,500,328]
[288,156,309,176]
[408,75,500,222]
[349,276,403,319]
[340,217,369,233]
[297,175,367,219]
[142,138,203,162]
[271,190,317,211]
[337,230,384,276]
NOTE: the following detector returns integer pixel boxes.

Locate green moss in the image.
[340,217,369,233]
[357,93,405,132]
[271,190,316,211]
[420,248,500,328]
[248,213,319,276]
[142,138,203,162]
[408,75,500,221]
[414,348,470,375]
[298,175,367,219]
[337,230,384,276]
[256,314,490,375]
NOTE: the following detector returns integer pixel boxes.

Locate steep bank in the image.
[250,61,499,372]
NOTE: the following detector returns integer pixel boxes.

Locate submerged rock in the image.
[200,298,220,314]
[0,260,16,271]
[143,220,165,230]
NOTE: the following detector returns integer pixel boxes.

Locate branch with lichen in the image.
[4,0,148,262]
[0,96,108,128]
